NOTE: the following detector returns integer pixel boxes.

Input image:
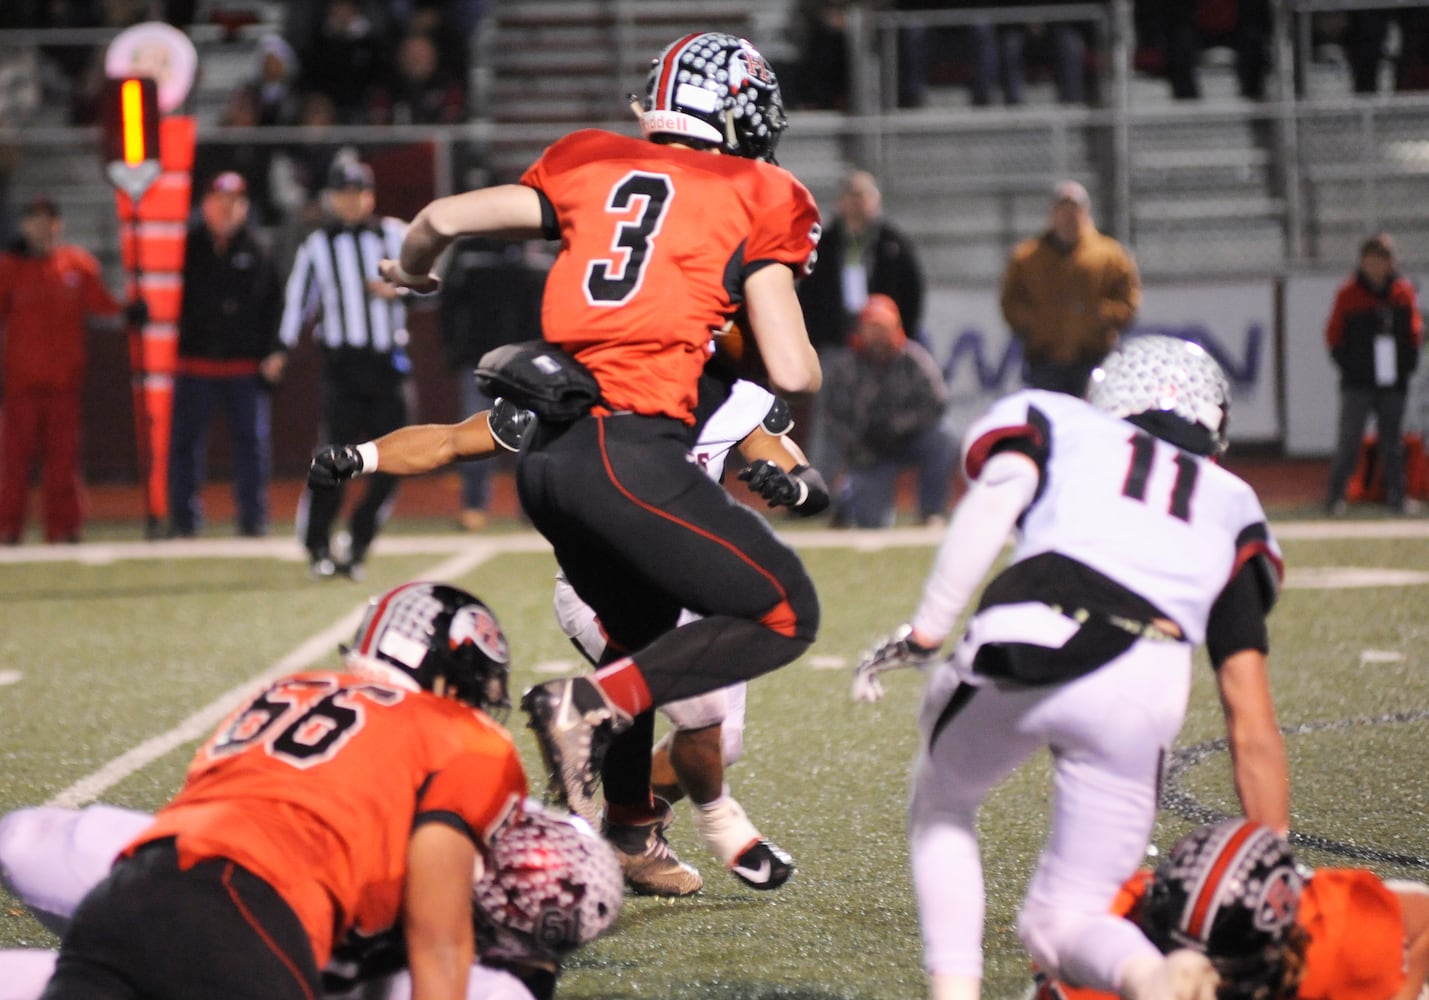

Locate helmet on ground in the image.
[638,32,787,163]
[473,803,624,965]
[1087,334,1231,456]
[343,582,510,717]
[1141,820,1304,1000]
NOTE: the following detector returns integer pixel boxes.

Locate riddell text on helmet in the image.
[645,112,708,137]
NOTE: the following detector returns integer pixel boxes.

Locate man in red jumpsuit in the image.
[0,196,144,543]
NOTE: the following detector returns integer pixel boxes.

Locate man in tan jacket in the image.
[1000,181,1140,396]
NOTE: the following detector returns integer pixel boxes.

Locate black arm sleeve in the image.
[533,188,559,241]
[1205,560,1272,668]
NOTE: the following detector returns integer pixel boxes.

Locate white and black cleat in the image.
[729,839,794,890]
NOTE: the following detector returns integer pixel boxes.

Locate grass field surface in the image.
[1,518,1426,999]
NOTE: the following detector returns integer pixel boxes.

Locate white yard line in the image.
[25,518,1429,808]
[44,543,509,809]
[3,518,1429,568]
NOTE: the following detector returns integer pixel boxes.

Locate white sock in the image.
[693,795,760,865]
[929,972,980,1000]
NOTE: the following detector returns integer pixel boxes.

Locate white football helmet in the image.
[473,803,624,965]
[638,32,787,162]
[1087,334,1231,456]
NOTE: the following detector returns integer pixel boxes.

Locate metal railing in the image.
[4,1,1429,283]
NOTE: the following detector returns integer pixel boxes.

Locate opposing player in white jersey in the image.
[852,335,1290,1000]
[0,801,621,1000]
[551,373,824,896]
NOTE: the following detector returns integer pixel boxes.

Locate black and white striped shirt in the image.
[278,217,408,355]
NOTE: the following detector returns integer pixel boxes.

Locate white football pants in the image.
[909,630,1191,991]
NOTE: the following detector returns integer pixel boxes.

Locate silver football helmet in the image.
[638,32,787,162]
[1088,334,1231,456]
[473,803,624,965]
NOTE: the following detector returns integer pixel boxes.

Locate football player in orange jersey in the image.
[1032,819,1429,1000]
[377,33,823,854]
[38,583,528,1000]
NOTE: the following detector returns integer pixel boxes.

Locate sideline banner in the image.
[922,280,1280,443]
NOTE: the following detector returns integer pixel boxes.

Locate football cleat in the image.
[729,838,794,891]
[602,799,703,897]
[692,795,794,889]
[520,677,631,828]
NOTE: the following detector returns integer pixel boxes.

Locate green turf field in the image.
[1,521,1426,999]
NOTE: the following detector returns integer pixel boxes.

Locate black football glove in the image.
[123,298,149,329]
[308,445,364,489]
[487,397,536,452]
[737,460,830,517]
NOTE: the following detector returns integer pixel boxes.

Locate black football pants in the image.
[41,839,321,1000]
[303,371,408,562]
[518,412,820,707]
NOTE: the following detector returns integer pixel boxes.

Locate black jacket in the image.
[797,216,925,349]
[177,223,282,362]
[1325,270,1423,392]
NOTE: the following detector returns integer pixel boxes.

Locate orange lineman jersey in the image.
[1035,869,1406,1000]
[520,129,821,424]
[126,671,527,965]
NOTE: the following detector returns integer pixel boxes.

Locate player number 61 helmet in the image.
[1087,334,1232,457]
[343,582,512,718]
[638,32,787,163]
[1141,820,1305,1000]
[473,802,624,966]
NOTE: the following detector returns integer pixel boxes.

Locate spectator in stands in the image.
[297,0,387,124]
[1135,0,1270,101]
[1324,233,1424,516]
[792,0,851,110]
[797,169,926,478]
[368,31,466,126]
[0,196,146,544]
[191,87,282,228]
[1000,179,1140,397]
[824,294,956,528]
[799,170,926,350]
[397,0,473,92]
[962,0,1088,106]
[247,34,301,127]
[167,172,283,540]
[438,237,549,531]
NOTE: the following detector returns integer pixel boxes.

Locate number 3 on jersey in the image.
[584,172,673,305]
[1121,431,1200,521]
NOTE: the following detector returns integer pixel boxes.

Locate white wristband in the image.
[355,441,379,474]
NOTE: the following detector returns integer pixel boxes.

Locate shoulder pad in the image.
[761,397,793,436]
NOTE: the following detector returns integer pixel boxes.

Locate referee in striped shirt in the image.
[267,157,410,579]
